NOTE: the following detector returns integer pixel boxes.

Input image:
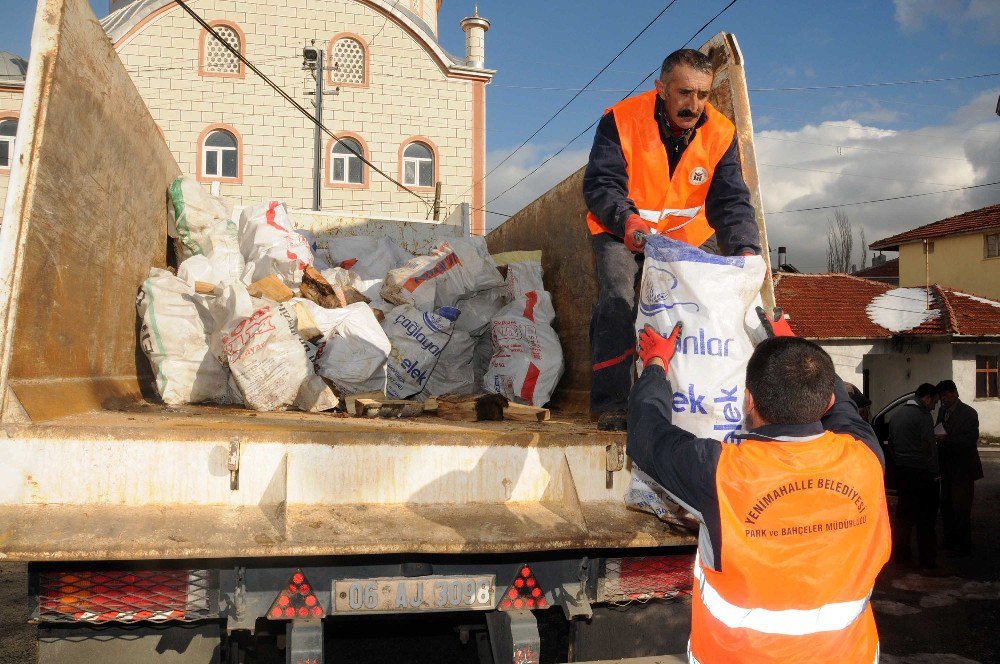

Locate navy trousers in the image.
[589,232,719,413]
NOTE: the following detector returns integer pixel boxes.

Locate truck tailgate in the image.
[0,410,690,561]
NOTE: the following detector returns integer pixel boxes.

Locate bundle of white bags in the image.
[142,177,566,411]
[625,235,766,528]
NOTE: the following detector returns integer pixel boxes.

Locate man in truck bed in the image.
[583,48,761,431]
[627,313,890,663]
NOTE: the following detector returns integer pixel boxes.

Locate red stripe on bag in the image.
[265,201,282,230]
[522,291,539,321]
[592,348,635,371]
[520,362,541,403]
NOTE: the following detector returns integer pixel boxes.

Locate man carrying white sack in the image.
[627,312,890,663]
[584,48,761,431]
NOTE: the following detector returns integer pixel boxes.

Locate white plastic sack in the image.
[626,235,766,525]
[136,268,232,405]
[453,288,504,336]
[177,242,250,289]
[212,283,315,411]
[311,236,413,299]
[381,237,503,311]
[168,177,233,262]
[472,332,494,390]
[239,201,314,285]
[383,305,458,399]
[426,330,477,397]
[483,290,564,407]
[310,301,392,395]
[492,251,545,301]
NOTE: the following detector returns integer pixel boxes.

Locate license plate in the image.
[332,575,495,614]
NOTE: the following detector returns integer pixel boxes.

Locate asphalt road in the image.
[3,454,999,663]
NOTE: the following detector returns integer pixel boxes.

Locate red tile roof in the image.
[772,273,1000,339]
[940,288,1000,337]
[870,203,1000,250]
[851,258,898,280]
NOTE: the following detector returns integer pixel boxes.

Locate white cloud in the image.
[484,143,589,232]
[893,0,1000,43]
[758,89,1000,271]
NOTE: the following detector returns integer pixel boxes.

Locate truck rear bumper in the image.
[1,502,689,561]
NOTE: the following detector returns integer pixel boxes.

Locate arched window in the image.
[0,117,17,170]
[202,129,239,179]
[402,141,434,188]
[329,35,368,87]
[200,22,245,78]
[329,137,366,185]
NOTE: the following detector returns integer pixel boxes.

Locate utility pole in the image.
[303,43,335,212]
[433,181,442,220]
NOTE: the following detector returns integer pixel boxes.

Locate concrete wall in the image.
[0,87,24,223]
[113,0,484,229]
[953,343,1000,437]
[816,340,876,389]
[863,341,954,413]
[899,233,1000,299]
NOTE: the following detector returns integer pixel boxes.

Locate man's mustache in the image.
[677,109,697,118]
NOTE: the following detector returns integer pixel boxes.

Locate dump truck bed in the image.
[0,1,770,564]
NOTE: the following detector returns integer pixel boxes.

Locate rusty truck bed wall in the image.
[0,0,180,423]
[0,0,694,562]
[486,33,773,413]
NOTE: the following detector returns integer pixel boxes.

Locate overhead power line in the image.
[749,72,1000,92]
[765,180,1000,215]
[486,0,742,207]
[172,0,432,209]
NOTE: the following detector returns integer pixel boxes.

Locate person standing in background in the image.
[889,383,942,575]
[936,380,983,558]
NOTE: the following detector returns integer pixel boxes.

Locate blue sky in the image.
[2,1,998,270]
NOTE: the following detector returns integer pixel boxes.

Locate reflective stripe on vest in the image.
[695,557,871,636]
[636,205,703,234]
[585,90,735,248]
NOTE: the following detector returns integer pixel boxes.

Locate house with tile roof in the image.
[869,203,1000,300]
[774,272,1000,435]
[851,257,899,285]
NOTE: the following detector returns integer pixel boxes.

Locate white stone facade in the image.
[0,87,24,222]
[106,0,491,233]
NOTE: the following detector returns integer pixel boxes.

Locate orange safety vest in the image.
[585,90,736,249]
[689,430,891,664]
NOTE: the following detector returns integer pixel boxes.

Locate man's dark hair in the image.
[936,380,958,395]
[915,383,938,399]
[746,337,836,425]
[660,48,713,79]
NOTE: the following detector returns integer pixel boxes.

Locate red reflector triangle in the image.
[266,569,325,620]
[498,564,547,611]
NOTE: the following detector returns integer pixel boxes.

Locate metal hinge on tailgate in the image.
[606,443,624,489]
[228,437,242,491]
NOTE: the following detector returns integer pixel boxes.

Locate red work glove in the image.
[637,322,683,370]
[624,214,648,253]
[756,306,795,338]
